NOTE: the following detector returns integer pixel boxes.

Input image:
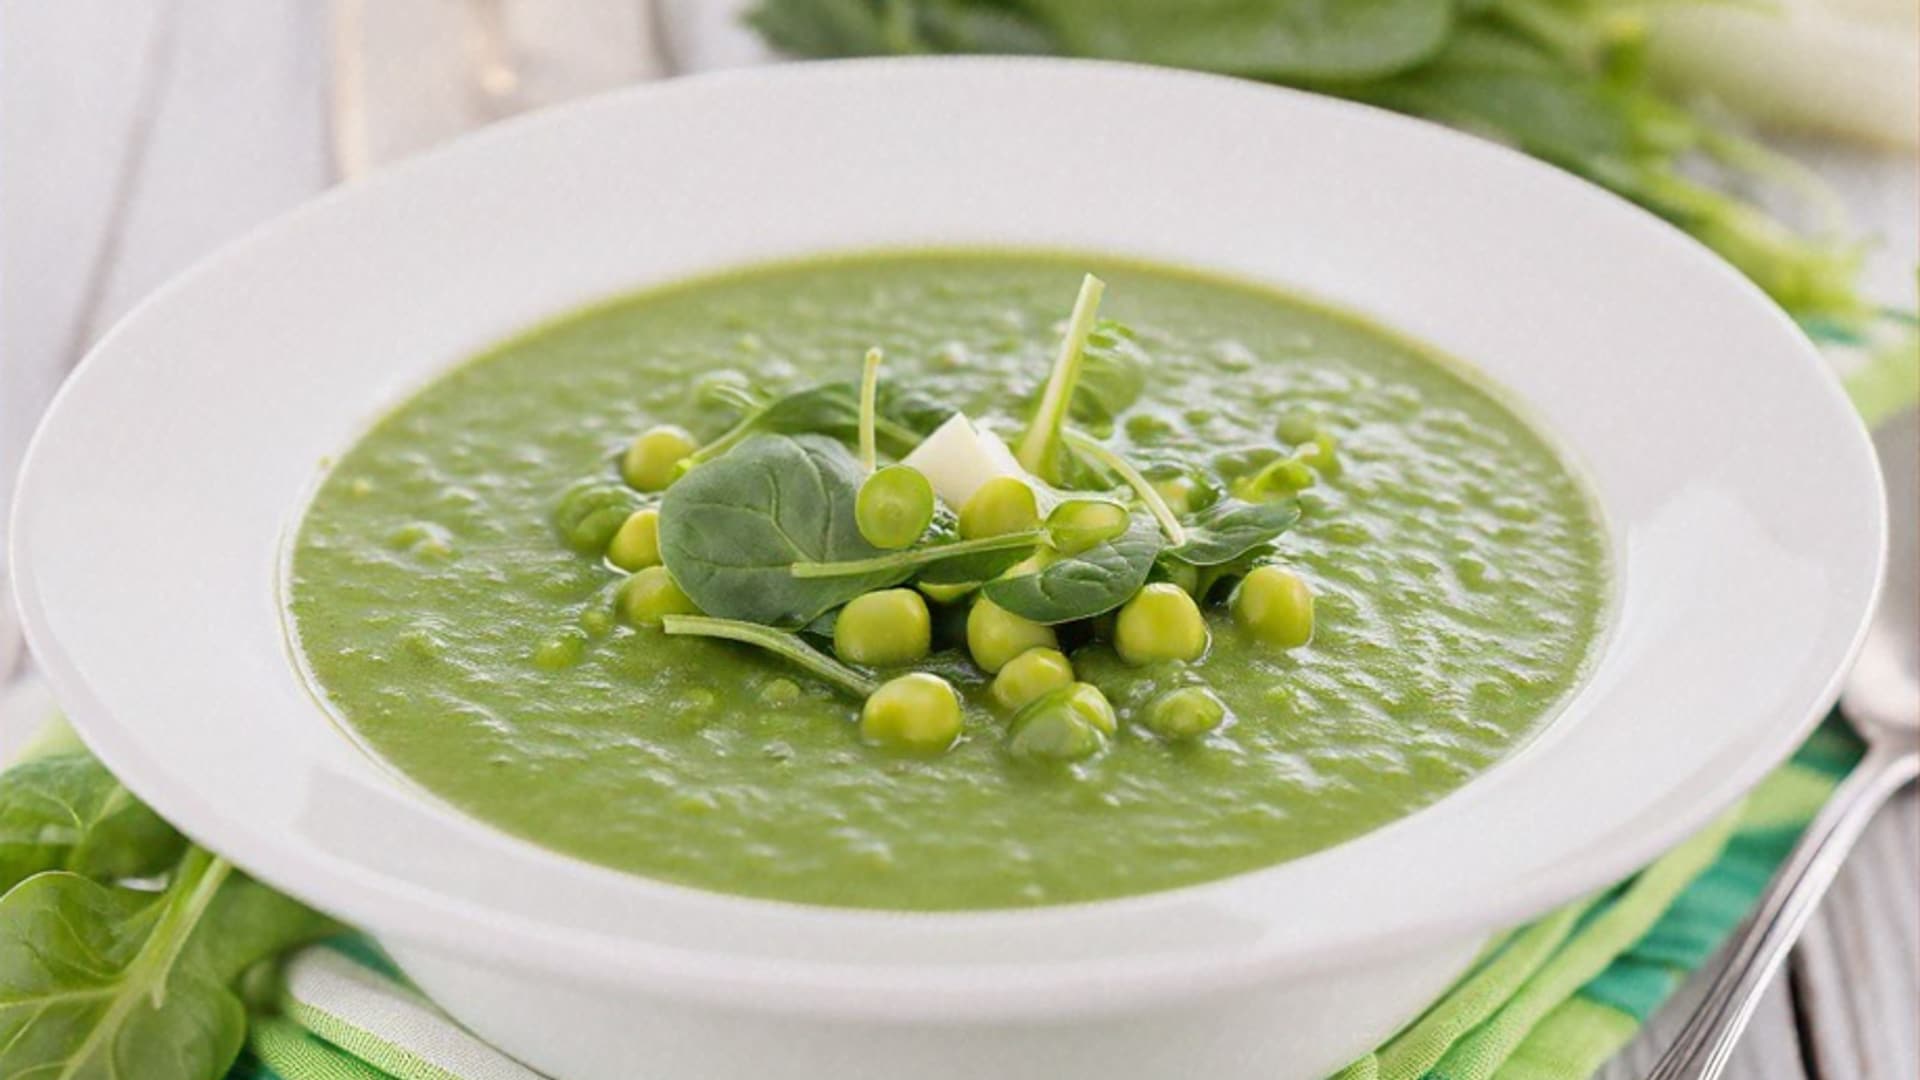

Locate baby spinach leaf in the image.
[1167,498,1301,567]
[912,532,1048,586]
[0,751,184,893]
[0,868,239,1080]
[1016,275,1106,484]
[0,845,328,1080]
[1195,543,1282,605]
[660,434,907,626]
[686,380,954,467]
[791,529,1045,587]
[983,513,1162,623]
[1025,319,1146,432]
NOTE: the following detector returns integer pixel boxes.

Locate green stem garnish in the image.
[789,529,1046,580]
[858,347,883,472]
[682,413,763,468]
[1062,430,1186,546]
[1017,274,1106,481]
[661,614,878,697]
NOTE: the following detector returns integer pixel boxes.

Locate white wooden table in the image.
[1,4,1913,1077]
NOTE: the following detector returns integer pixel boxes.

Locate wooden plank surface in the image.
[0,5,1913,1078]
[1796,790,1920,1079]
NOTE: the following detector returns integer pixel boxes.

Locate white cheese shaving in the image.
[902,413,1028,509]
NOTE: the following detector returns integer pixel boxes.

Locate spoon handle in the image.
[1647,741,1920,1080]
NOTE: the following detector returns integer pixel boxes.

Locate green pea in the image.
[1114,583,1210,666]
[618,566,699,626]
[989,647,1075,712]
[1275,409,1323,446]
[959,476,1040,540]
[533,630,587,671]
[1151,474,1198,516]
[622,425,699,492]
[917,580,977,605]
[759,677,802,706]
[553,479,640,553]
[605,508,662,570]
[1143,685,1228,738]
[1007,683,1115,764]
[579,606,616,637]
[856,464,935,549]
[966,596,1059,674]
[1046,498,1129,555]
[1297,431,1341,476]
[833,589,932,666]
[861,672,963,753]
[1232,565,1315,648]
[1233,458,1315,502]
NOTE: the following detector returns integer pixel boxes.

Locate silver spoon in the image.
[1649,408,1919,1079]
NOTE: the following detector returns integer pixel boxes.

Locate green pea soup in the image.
[288,251,1609,910]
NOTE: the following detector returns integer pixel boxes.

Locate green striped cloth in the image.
[222,724,1862,1080]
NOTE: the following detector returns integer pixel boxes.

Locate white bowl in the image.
[9,60,1884,1080]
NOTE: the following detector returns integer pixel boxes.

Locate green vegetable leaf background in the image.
[749,0,1882,326]
[0,729,334,1080]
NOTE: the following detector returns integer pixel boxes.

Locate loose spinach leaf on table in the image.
[1166,497,1301,567]
[1020,0,1455,81]
[753,0,1452,81]
[660,434,910,626]
[749,0,1059,56]
[0,849,333,1080]
[983,513,1162,623]
[0,750,185,894]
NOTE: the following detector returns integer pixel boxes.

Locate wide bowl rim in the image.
[9,56,1885,1019]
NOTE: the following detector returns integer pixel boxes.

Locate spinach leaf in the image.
[686,380,954,467]
[983,513,1162,623]
[660,434,907,626]
[913,532,1048,586]
[1035,319,1145,431]
[1012,0,1452,81]
[180,874,339,985]
[751,0,1058,56]
[0,849,331,1080]
[1016,274,1106,485]
[791,529,1045,587]
[749,0,896,55]
[1167,498,1301,567]
[0,751,184,893]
